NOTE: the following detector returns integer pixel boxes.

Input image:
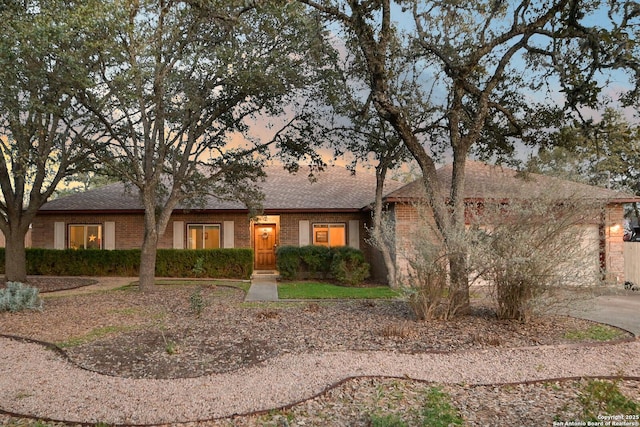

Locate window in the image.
[313,223,346,247]
[187,224,220,249]
[69,225,102,249]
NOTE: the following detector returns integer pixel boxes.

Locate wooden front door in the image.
[254,224,276,270]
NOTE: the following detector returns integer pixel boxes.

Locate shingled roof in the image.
[39,165,404,213]
[384,161,639,203]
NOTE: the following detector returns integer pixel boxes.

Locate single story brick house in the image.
[32,165,402,276]
[382,161,640,285]
[30,161,639,284]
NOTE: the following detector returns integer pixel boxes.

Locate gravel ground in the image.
[1,337,639,426]
[0,279,638,426]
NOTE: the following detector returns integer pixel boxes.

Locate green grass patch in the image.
[579,379,639,421]
[368,413,408,427]
[145,279,252,292]
[366,385,463,427]
[421,387,464,427]
[278,281,400,299]
[564,324,626,341]
[56,325,136,348]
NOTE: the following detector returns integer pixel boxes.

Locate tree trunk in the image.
[372,167,396,287]
[4,227,28,283]
[138,191,176,292]
[139,200,160,292]
[448,252,470,316]
[139,228,159,292]
[446,148,471,315]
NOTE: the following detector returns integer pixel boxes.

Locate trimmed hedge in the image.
[276,245,370,285]
[329,246,371,286]
[0,248,253,279]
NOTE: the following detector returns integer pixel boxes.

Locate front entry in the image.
[254,224,276,270]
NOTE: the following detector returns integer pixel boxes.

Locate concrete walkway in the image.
[244,271,279,302]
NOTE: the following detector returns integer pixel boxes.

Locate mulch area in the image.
[1,279,632,380]
[0,277,637,426]
[2,276,97,293]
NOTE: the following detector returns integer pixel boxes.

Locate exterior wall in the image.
[31,210,374,261]
[33,213,143,249]
[392,203,441,279]
[32,213,251,250]
[278,212,368,249]
[390,202,627,286]
[604,203,625,284]
[169,213,250,249]
[32,203,626,285]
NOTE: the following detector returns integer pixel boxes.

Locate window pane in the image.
[313,224,329,247]
[313,223,345,247]
[69,226,84,249]
[86,225,101,249]
[188,225,202,249]
[329,224,346,247]
[188,224,220,249]
[204,225,220,249]
[69,225,102,249]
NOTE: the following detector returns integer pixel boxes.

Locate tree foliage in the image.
[302,0,639,317]
[527,108,640,192]
[0,0,107,281]
[76,0,332,290]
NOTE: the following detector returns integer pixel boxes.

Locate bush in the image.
[0,282,43,312]
[299,245,332,277]
[400,231,452,320]
[0,248,253,279]
[330,246,370,286]
[156,249,253,279]
[275,246,302,280]
[276,245,370,285]
[467,193,603,322]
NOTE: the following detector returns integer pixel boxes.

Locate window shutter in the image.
[173,221,184,249]
[348,220,360,249]
[104,222,116,250]
[54,222,65,249]
[223,221,234,248]
[299,220,310,246]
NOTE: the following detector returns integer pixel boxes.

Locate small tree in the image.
[467,192,604,322]
[392,202,471,320]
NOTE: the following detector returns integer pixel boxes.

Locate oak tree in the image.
[303,0,639,316]
[77,0,330,291]
[0,0,107,282]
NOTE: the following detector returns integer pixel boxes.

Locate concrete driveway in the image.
[570,291,640,337]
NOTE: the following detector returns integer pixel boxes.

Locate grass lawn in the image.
[277,281,400,299]
[140,279,252,292]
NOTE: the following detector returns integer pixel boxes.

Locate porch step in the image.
[251,270,280,280]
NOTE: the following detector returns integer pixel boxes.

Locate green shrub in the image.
[276,245,370,284]
[0,248,252,279]
[299,245,332,276]
[330,246,370,286]
[155,249,253,279]
[0,282,43,312]
[189,287,206,317]
[275,246,301,280]
[579,379,639,421]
